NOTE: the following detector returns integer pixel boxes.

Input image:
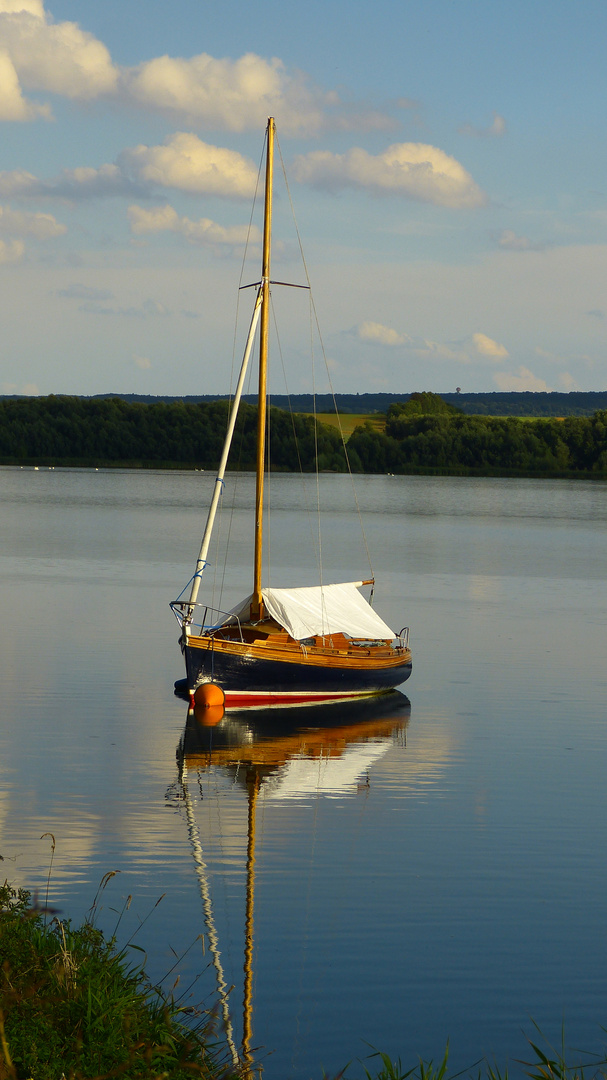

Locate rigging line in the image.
[216,137,267,610]
[276,133,374,581]
[309,287,325,621]
[270,295,321,573]
[179,760,240,1069]
[210,477,225,613]
[230,134,267,391]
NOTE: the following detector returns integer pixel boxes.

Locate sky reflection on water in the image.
[1,467,607,1078]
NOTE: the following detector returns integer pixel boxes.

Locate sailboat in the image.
[170,118,412,710]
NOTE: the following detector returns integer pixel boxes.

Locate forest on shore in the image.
[48,388,607,417]
[347,393,607,477]
[2,392,607,478]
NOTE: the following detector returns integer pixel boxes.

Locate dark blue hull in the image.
[183,638,412,707]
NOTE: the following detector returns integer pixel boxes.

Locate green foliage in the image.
[349,404,607,478]
[353,1030,607,1080]
[387,393,462,420]
[0,395,347,472]
[3,394,607,478]
[0,882,239,1079]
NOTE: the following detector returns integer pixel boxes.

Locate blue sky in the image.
[1,0,606,397]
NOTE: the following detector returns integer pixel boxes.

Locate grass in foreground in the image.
[0,882,240,1080]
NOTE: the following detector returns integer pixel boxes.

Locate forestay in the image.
[231,582,396,641]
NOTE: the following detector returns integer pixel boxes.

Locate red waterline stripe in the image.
[223,689,376,709]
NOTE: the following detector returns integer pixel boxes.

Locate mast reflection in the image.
[176,691,411,1074]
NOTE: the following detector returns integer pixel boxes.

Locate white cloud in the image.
[77,297,170,318]
[558,371,579,391]
[459,111,506,138]
[0,237,24,263]
[472,332,509,360]
[119,133,258,198]
[535,346,559,363]
[50,163,137,199]
[357,320,408,346]
[1,378,40,392]
[497,229,545,252]
[0,2,44,15]
[128,203,261,250]
[0,47,50,118]
[122,51,329,136]
[358,322,510,363]
[292,143,486,208]
[493,366,551,392]
[0,169,39,196]
[414,339,471,363]
[0,1,118,110]
[0,0,391,132]
[0,135,257,203]
[0,162,144,201]
[58,283,114,301]
[0,204,65,237]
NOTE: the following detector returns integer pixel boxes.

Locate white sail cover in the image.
[231,582,395,641]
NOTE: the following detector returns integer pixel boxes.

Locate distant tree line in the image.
[50,389,607,417]
[2,392,607,477]
[346,393,607,477]
[0,395,347,471]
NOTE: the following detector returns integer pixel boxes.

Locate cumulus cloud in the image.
[0,1,44,16]
[292,142,486,208]
[0,0,400,133]
[0,164,137,201]
[122,52,330,136]
[357,322,511,365]
[0,48,50,119]
[0,237,24,263]
[558,372,579,391]
[413,339,471,363]
[0,204,65,237]
[0,0,118,112]
[0,134,257,203]
[58,283,114,301]
[128,203,261,251]
[497,229,545,252]
[357,320,409,346]
[0,169,40,197]
[471,332,509,360]
[459,112,506,138]
[78,298,170,318]
[493,366,551,392]
[535,346,559,363]
[2,378,39,393]
[119,133,258,198]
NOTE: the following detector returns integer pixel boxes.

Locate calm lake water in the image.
[1,466,607,1078]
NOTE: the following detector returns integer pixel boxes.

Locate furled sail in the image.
[231,582,396,641]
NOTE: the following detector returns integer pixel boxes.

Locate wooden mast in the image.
[252,117,274,621]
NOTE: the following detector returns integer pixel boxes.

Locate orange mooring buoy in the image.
[194,703,225,727]
[193,681,226,709]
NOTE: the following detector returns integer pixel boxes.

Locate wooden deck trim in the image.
[186,632,411,671]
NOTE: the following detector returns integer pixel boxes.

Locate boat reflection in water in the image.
[175,691,410,1075]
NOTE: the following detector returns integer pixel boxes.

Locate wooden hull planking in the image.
[183,629,412,708]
